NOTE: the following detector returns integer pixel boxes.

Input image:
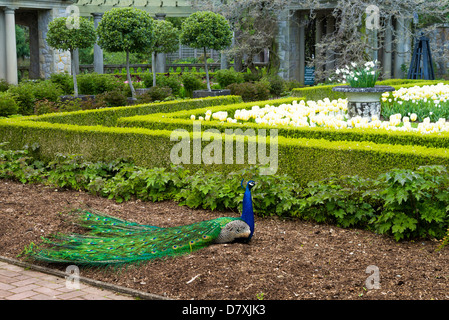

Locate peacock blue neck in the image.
[241,181,255,240]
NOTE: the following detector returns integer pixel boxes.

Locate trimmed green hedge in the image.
[118,97,449,150]
[2,117,449,185]
[117,97,302,131]
[24,95,242,127]
[3,85,449,187]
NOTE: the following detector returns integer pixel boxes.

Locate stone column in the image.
[276,10,290,80]
[394,17,411,79]
[298,13,306,85]
[91,13,104,74]
[325,14,335,72]
[28,13,40,79]
[382,17,393,79]
[155,13,166,73]
[0,10,6,81]
[5,7,18,85]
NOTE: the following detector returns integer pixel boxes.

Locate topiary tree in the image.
[46,17,96,97]
[180,11,232,92]
[151,19,179,87]
[97,8,154,99]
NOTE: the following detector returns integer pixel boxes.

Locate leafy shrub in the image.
[147,86,172,102]
[34,99,58,115]
[266,75,286,97]
[181,73,205,97]
[0,79,9,92]
[142,73,182,96]
[8,80,63,115]
[226,81,270,102]
[77,73,118,95]
[285,80,302,91]
[95,88,128,108]
[49,73,74,95]
[34,98,85,115]
[370,166,449,240]
[215,69,244,88]
[0,92,19,116]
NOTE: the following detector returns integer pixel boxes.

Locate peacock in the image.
[27,180,256,266]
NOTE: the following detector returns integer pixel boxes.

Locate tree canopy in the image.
[96,7,154,54]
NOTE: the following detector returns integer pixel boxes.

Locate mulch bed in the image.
[0,180,448,300]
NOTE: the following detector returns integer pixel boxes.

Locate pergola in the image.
[75,0,193,17]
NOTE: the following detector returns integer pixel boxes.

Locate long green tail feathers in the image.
[27,210,240,266]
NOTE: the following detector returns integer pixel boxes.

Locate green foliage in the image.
[146,86,173,102]
[152,19,179,54]
[0,143,45,184]
[2,141,449,242]
[180,11,232,51]
[215,69,244,88]
[0,92,19,117]
[298,175,376,228]
[181,73,205,97]
[142,73,182,96]
[16,25,30,59]
[0,79,9,92]
[49,73,74,95]
[77,73,118,95]
[265,75,286,97]
[46,17,96,52]
[370,166,449,240]
[7,80,63,115]
[226,81,270,102]
[97,8,154,54]
[95,89,128,108]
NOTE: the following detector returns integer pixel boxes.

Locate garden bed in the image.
[1,179,448,300]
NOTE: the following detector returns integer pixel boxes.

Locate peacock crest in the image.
[27,180,256,266]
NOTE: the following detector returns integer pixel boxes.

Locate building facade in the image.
[1,0,445,85]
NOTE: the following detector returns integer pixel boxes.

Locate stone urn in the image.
[332,85,395,119]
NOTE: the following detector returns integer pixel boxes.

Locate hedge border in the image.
[3,82,449,185]
[2,117,449,185]
[118,96,449,150]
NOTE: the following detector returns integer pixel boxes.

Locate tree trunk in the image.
[204,47,211,92]
[126,51,136,99]
[152,52,157,87]
[71,49,78,98]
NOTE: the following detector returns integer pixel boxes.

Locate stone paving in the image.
[0,261,135,300]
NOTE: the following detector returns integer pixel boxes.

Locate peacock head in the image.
[241,179,256,190]
[215,220,252,244]
[247,180,256,190]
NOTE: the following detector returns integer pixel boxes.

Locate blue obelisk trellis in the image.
[407,33,435,80]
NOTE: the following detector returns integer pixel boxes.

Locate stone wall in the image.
[38,7,71,79]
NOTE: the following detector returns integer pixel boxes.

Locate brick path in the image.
[0,260,135,300]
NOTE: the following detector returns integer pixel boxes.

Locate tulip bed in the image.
[3,81,449,187]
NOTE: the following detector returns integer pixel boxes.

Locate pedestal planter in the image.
[192,89,231,99]
[332,85,395,119]
[59,95,96,102]
[136,88,151,96]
